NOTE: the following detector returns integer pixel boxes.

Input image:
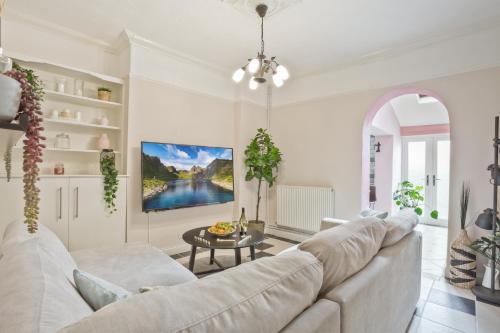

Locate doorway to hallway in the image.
[402,134,450,226]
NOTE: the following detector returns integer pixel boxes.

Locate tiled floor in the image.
[172,225,500,332]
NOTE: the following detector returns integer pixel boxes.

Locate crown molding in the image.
[3,9,115,52]
[123,30,229,77]
[293,14,500,79]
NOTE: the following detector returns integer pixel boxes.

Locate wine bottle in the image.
[239,207,248,235]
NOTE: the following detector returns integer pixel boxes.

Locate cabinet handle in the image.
[74,187,79,219]
[58,187,62,220]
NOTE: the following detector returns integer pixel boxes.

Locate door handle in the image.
[74,187,79,219]
[433,175,437,186]
[58,187,62,220]
[426,175,429,186]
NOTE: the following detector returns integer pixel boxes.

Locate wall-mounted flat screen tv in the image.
[141,142,234,212]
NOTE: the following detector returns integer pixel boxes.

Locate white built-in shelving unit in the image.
[7,54,127,176]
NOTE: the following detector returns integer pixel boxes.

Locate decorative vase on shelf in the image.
[97,133,110,150]
[0,74,21,122]
[482,264,500,290]
[449,229,476,289]
[97,88,111,101]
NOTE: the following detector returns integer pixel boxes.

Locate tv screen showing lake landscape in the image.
[141,142,234,212]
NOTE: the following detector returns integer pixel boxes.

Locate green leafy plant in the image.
[97,87,111,92]
[100,154,118,213]
[244,128,282,222]
[393,181,438,219]
[470,233,500,266]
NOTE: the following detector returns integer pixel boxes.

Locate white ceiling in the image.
[390,94,449,127]
[5,0,500,77]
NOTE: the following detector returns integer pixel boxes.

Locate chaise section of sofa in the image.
[70,243,197,293]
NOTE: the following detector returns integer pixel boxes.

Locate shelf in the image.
[43,118,120,130]
[45,90,123,109]
[44,148,121,154]
[9,52,124,85]
[14,147,121,154]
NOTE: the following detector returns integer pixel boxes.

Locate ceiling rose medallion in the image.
[232,4,289,90]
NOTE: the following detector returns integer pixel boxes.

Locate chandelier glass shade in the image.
[232,4,289,89]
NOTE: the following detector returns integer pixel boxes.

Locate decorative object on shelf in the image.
[4,63,45,233]
[0,73,21,122]
[100,149,118,213]
[50,109,60,119]
[470,116,500,305]
[450,182,476,289]
[55,133,71,149]
[375,141,381,153]
[97,87,111,101]
[54,162,64,175]
[55,77,66,93]
[231,4,289,90]
[244,128,282,224]
[482,264,500,290]
[4,142,11,181]
[59,108,72,119]
[74,111,82,122]
[74,79,84,96]
[97,133,110,150]
[393,181,439,219]
[98,115,109,126]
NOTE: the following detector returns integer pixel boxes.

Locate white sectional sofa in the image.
[0,212,422,333]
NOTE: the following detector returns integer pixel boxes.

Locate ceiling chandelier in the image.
[232,4,289,90]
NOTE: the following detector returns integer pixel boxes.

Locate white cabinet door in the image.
[68,177,126,251]
[0,177,25,239]
[39,178,69,248]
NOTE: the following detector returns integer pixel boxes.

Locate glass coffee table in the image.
[182,226,265,275]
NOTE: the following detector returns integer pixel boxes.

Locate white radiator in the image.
[277,185,335,232]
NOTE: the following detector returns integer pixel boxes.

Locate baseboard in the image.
[265,224,312,242]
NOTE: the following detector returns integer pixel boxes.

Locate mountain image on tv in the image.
[141,142,234,211]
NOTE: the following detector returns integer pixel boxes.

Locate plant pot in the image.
[0,74,21,122]
[449,229,476,289]
[482,264,500,290]
[97,90,111,101]
[248,220,265,234]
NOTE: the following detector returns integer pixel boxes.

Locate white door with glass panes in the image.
[402,135,450,225]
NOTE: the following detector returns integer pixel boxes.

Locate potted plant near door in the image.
[244,128,282,232]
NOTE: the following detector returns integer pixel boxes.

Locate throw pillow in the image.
[73,269,131,311]
[359,208,389,219]
[381,209,419,248]
[298,217,387,295]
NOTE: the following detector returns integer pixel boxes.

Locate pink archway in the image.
[361,87,449,208]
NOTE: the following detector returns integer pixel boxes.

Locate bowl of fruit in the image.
[207,222,236,237]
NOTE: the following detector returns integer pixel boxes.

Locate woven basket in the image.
[449,229,476,289]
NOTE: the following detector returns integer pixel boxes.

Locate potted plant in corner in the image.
[244,128,282,232]
[393,180,438,219]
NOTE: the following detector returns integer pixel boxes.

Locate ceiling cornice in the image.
[4,9,114,51]
[293,14,500,79]
[5,7,500,85]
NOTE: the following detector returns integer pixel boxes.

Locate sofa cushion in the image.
[0,238,93,333]
[359,208,388,219]
[74,269,132,310]
[70,243,197,293]
[381,209,419,248]
[299,217,387,294]
[60,250,323,333]
[1,221,77,282]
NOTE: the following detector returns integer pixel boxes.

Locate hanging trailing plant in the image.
[5,64,45,233]
[100,152,118,213]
